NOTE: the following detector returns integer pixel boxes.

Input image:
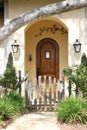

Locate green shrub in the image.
[0,52,17,89]
[64,64,87,97]
[81,53,87,66]
[0,97,17,121]
[55,97,87,124]
[0,91,25,121]
[6,91,25,112]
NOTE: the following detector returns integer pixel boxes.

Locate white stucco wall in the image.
[5,0,64,77]
[0,0,86,97]
[0,17,4,75]
[8,0,63,19]
[2,1,86,78]
[54,8,85,66]
[0,47,5,75]
[8,26,25,77]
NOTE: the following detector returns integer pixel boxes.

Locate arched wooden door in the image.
[36,38,59,79]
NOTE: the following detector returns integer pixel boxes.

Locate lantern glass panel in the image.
[11,40,19,53]
[73,39,81,53]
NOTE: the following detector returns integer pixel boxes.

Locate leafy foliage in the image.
[81,53,87,66]
[64,53,87,97]
[0,97,16,121]
[0,91,25,121]
[6,91,25,112]
[0,52,17,89]
[55,97,87,124]
[6,52,13,67]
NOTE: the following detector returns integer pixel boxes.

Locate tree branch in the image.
[0,0,87,43]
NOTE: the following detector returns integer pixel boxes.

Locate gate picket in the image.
[25,79,29,106]
[38,76,42,109]
[25,75,65,111]
[29,80,32,109]
[58,80,64,101]
[34,78,37,110]
[49,77,52,110]
[44,76,47,111]
[54,78,56,104]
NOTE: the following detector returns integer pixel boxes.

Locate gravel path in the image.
[2,112,60,130]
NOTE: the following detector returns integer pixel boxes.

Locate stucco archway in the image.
[25,17,68,80]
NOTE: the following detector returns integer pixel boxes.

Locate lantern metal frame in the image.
[11,40,20,53]
[73,39,81,53]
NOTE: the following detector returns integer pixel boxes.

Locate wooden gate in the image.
[25,76,65,111]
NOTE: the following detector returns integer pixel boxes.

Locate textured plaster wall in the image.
[25,18,68,80]
[6,0,85,81]
[0,17,4,75]
[7,0,65,77]
[54,8,85,66]
[8,0,63,19]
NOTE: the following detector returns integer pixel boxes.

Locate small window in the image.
[45,51,50,59]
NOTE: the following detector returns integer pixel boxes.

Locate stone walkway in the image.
[1,112,87,130]
[2,112,60,130]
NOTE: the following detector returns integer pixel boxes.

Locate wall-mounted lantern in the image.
[73,39,81,53]
[11,40,20,53]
